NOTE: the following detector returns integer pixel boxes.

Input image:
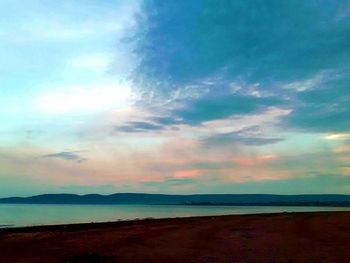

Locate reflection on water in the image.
[0,204,349,227]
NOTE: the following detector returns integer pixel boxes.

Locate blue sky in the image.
[1,0,350,197]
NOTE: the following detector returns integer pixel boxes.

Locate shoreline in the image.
[0,211,300,232]
[0,212,281,232]
[1,209,349,232]
[1,204,350,231]
[1,211,350,262]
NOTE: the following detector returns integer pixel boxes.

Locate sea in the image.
[1,204,349,228]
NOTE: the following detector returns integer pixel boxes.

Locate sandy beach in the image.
[1,211,350,262]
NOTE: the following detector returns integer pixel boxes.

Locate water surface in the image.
[1,204,349,227]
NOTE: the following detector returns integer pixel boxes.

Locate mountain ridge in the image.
[1,193,350,206]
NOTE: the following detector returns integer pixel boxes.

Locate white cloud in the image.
[0,0,140,43]
[325,133,350,140]
[282,71,331,92]
[67,53,111,72]
[35,82,132,114]
[203,107,291,134]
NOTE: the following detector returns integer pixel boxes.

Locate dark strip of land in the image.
[1,212,350,262]
[2,193,350,206]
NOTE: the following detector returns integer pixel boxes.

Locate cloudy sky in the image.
[1,0,350,197]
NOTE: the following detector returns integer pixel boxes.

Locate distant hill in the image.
[1,193,350,207]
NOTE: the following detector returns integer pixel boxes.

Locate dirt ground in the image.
[1,211,350,262]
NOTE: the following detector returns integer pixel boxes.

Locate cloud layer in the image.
[0,0,350,196]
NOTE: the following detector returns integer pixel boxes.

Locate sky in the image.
[1,0,350,197]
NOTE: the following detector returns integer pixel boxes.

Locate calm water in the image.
[1,204,350,227]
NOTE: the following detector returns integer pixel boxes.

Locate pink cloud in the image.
[341,167,350,175]
[174,170,201,179]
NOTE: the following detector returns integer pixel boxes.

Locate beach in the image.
[1,211,350,262]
